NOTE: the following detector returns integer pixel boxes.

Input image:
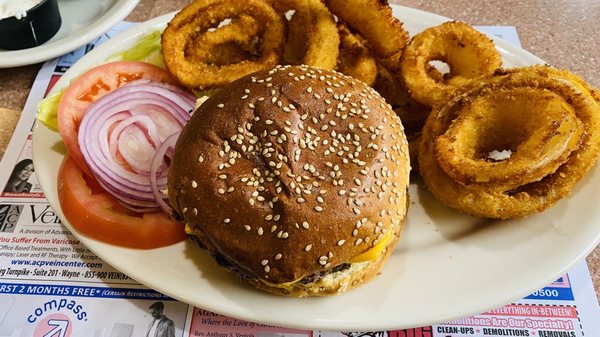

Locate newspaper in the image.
[0,23,599,337]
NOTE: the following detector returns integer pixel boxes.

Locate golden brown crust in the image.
[168,65,410,287]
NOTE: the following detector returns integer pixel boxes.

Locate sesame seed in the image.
[258,227,264,235]
[265,214,273,221]
[261,259,269,266]
[264,265,270,273]
[198,155,204,163]
[217,103,224,108]
[224,218,230,224]
[191,180,198,188]
[315,206,323,212]
[337,240,346,246]
[302,222,310,229]
[244,225,251,231]
[305,244,312,252]
[275,253,282,260]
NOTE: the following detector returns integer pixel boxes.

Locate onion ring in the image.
[336,23,378,86]
[418,66,600,219]
[324,0,408,58]
[435,87,584,191]
[373,65,429,166]
[161,0,285,90]
[268,0,340,69]
[280,3,308,65]
[400,21,502,108]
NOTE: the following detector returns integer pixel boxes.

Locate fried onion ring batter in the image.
[418,66,600,219]
[185,15,260,65]
[400,21,502,108]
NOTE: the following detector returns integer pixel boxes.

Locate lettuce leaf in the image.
[36,89,64,132]
[106,30,164,68]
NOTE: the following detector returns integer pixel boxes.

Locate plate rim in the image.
[31,5,600,331]
[0,0,140,68]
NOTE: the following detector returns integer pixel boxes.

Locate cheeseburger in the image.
[168,65,410,297]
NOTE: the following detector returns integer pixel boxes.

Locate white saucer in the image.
[0,0,139,68]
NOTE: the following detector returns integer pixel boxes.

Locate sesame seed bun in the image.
[168,65,410,297]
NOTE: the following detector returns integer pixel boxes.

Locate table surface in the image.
[0,0,598,302]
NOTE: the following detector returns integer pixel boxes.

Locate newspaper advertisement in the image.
[0,23,599,337]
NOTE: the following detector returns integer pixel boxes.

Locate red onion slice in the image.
[78,79,195,212]
[150,132,180,214]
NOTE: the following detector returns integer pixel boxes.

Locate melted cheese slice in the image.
[349,231,393,263]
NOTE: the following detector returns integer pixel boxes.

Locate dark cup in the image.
[0,0,62,50]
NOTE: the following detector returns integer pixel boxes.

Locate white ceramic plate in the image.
[0,0,139,68]
[32,5,600,331]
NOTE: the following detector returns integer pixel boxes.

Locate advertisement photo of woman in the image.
[3,158,35,193]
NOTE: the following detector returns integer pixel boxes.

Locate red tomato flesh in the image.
[57,61,175,176]
[57,155,186,249]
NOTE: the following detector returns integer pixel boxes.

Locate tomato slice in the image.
[57,61,175,176]
[57,155,186,249]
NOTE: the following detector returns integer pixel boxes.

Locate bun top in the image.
[168,65,410,284]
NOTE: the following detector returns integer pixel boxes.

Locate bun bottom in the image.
[187,216,403,297]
